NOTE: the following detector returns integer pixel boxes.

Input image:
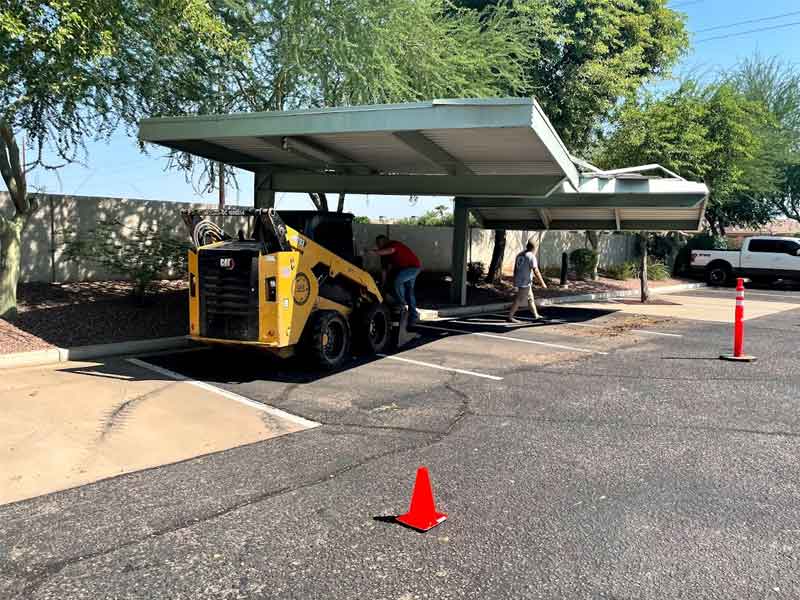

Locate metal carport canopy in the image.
[139,97,708,232]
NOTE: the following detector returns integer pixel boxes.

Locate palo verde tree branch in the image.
[0,120,29,217]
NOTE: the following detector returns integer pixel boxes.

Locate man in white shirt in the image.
[508,239,547,323]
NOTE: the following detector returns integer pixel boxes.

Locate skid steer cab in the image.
[181,208,413,369]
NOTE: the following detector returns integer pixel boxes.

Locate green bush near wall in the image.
[570,248,598,279]
[606,259,670,281]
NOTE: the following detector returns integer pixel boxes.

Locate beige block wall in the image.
[7,193,638,283]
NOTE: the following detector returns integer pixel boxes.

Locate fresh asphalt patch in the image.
[4,299,800,598]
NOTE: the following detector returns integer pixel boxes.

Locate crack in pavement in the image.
[9,378,477,599]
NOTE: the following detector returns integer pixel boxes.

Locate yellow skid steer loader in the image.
[181,208,412,369]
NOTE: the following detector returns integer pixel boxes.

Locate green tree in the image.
[596,81,784,235]
[172,0,544,208]
[517,0,688,152]
[0,0,248,316]
[453,0,688,280]
[729,56,800,223]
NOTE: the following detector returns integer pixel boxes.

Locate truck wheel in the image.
[307,310,351,369]
[355,302,391,355]
[706,263,731,286]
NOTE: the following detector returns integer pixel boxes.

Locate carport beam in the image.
[451,200,469,305]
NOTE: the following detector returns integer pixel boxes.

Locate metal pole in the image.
[218,163,225,209]
[640,233,650,303]
[560,252,568,287]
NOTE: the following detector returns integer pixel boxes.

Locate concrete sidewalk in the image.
[0,357,316,505]
[558,293,799,323]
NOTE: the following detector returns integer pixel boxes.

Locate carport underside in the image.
[139,98,709,305]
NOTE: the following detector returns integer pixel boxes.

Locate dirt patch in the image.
[563,315,674,338]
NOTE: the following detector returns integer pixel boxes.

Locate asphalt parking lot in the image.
[3,286,800,599]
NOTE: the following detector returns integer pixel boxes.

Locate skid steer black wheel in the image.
[307,310,351,370]
[355,302,391,355]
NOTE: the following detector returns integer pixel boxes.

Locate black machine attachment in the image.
[181,208,291,253]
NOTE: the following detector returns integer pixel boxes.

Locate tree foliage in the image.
[173,0,546,187]
[0,0,246,315]
[595,81,785,235]
[728,56,800,223]
[455,0,689,152]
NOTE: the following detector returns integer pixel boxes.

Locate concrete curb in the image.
[419,282,707,320]
[0,336,193,370]
[2,282,707,369]
[538,282,708,307]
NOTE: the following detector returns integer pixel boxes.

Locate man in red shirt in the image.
[370,235,422,323]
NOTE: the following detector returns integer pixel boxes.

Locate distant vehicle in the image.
[690,236,800,285]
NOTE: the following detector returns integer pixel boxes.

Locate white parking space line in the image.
[630,330,683,338]
[486,313,548,323]
[376,354,503,381]
[127,358,320,429]
[699,289,800,300]
[414,323,608,355]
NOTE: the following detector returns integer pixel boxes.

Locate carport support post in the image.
[640,232,650,303]
[254,171,275,208]
[451,199,469,305]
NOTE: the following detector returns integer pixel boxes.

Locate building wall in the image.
[7,193,637,283]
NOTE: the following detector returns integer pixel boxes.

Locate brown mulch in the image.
[2,280,189,354]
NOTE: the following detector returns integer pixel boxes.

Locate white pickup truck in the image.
[691,236,800,285]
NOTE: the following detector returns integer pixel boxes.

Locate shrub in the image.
[647,259,670,281]
[467,261,486,284]
[607,259,669,281]
[570,248,599,279]
[605,261,638,280]
[62,219,190,300]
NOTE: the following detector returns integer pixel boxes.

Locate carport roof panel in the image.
[464,175,709,231]
[138,98,579,186]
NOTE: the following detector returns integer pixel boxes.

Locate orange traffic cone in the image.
[396,467,447,532]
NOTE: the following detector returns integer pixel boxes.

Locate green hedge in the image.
[570,248,598,279]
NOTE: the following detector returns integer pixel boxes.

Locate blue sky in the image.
[17,0,800,219]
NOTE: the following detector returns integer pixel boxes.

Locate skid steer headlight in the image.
[266,277,277,301]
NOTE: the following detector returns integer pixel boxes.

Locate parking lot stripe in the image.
[630,330,683,338]
[376,353,503,381]
[414,324,608,355]
[127,358,320,429]
[698,289,800,300]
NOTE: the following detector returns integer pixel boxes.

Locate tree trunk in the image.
[486,229,506,283]
[0,217,23,318]
[639,233,650,303]
[585,231,601,281]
